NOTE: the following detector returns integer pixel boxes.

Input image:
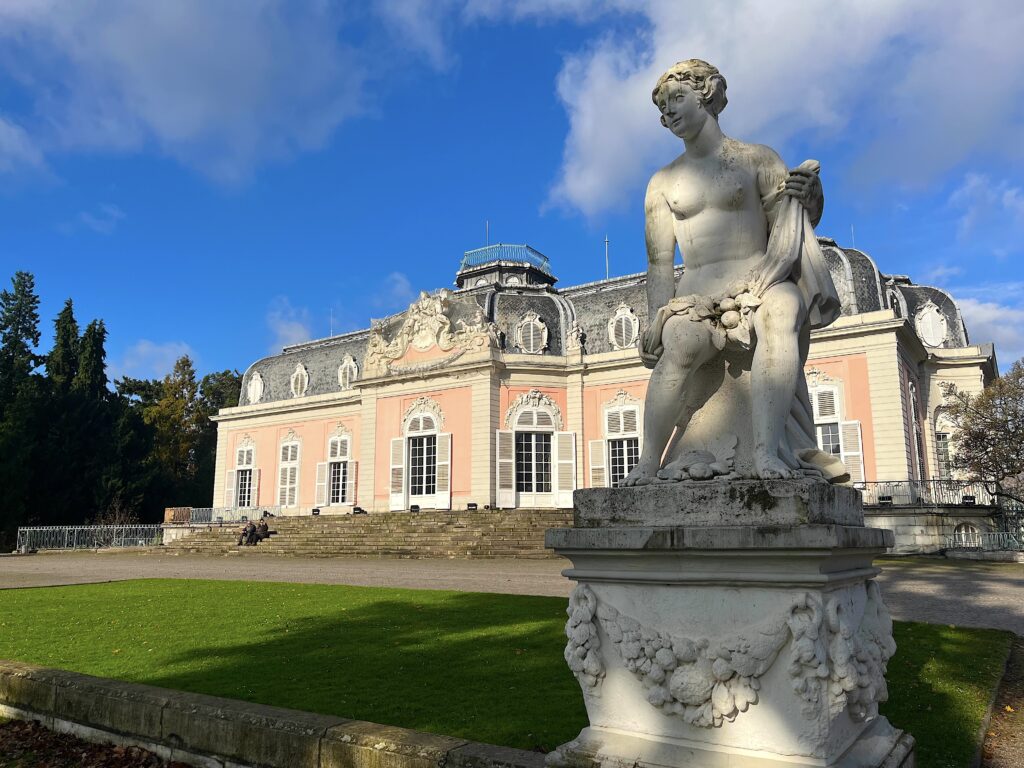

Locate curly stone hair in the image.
[652,59,728,118]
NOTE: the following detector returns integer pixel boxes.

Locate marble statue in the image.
[625,59,845,486]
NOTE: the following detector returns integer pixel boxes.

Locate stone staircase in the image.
[162,509,573,558]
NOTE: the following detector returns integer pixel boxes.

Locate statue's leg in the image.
[624,316,715,486]
[751,281,804,480]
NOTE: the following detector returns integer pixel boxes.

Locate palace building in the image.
[211,240,997,515]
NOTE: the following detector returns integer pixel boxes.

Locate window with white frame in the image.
[808,381,865,484]
[390,405,451,511]
[225,442,259,509]
[908,382,927,481]
[316,434,356,508]
[338,356,358,391]
[495,392,575,508]
[607,405,640,486]
[277,441,300,506]
[608,305,640,350]
[935,431,952,479]
[290,364,309,398]
[516,313,548,354]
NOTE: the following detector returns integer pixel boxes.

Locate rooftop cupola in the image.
[455,243,557,289]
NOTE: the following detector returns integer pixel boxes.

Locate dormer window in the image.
[516,312,548,354]
[290,364,309,398]
[338,356,358,391]
[608,304,640,350]
[506,275,522,286]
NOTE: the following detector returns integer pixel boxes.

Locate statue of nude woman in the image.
[623,59,846,486]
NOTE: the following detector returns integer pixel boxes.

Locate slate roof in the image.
[237,239,979,406]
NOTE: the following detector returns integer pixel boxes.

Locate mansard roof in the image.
[236,238,986,407]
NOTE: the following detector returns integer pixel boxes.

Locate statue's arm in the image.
[644,176,676,317]
[757,147,824,229]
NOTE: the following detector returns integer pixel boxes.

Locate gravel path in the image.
[2,550,1022,635]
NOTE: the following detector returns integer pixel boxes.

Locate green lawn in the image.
[0,580,1011,765]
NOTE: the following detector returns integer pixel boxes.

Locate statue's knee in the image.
[757,293,802,335]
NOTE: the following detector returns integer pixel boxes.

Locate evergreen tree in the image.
[0,271,41,411]
[194,369,242,504]
[47,299,80,392]
[74,320,109,400]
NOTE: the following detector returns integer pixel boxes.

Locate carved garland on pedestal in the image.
[504,389,564,430]
[564,580,895,728]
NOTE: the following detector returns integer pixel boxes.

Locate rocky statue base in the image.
[545,480,915,768]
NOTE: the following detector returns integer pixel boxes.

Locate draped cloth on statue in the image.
[760,160,845,481]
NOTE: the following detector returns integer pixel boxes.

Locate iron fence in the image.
[16,525,163,551]
[187,506,281,524]
[944,531,1023,551]
[860,480,998,507]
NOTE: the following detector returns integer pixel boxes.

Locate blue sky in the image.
[2,0,1023,379]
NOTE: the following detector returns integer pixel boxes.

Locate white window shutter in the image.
[496,430,515,508]
[390,438,406,511]
[338,438,350,461]
[554,432,577,508]
[345,461,358,506]
[606,409,622,436]
[589,439,607,488]
[225,470,236,508]
[315,462,328,507]
[814,389,838,420]
[435,433,452,510]
[251,469,261,507]
[622,407,639,435]
[287,466,298,506]
[840,420,865,485]
[277,467,289,505]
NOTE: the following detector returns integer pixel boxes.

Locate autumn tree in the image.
[942,359,1024,510]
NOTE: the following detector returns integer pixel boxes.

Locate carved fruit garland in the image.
[564,582,894,728]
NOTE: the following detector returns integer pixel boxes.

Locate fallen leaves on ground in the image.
[0,720,189,767]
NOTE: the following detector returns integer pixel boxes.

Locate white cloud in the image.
[110,339,194,380]
[958,297,1024,368]
[376,0,457,69]
[76,203,125,235]
[371,271,417,311]
[461,0,1024,217]
[0,115,46,174]
[921,264,964,285]
[948,173,1024,253]
[0,1,366,183]
[266,297,312,353]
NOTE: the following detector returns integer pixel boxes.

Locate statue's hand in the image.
[638,320,663,370]
[783,167,819,207]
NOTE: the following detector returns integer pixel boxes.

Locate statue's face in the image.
[655,80,706,139]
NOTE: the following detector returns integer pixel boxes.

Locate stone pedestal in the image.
[545,480,915,768]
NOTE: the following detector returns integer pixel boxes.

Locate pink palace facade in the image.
[211,241,997,515]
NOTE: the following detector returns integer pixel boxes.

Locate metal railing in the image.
[187,506,281,524]
[944,531,1023,551]
[16,525,163,551]
[860,480,998,508]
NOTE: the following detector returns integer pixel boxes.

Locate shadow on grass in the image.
[142,588,587,752]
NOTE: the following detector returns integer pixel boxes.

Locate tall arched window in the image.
[225,438,259,509]
[589,391,642,487]
[496,390,575,509]
[908,381,927,482]
[277,435,301,507]
[389,399,451,511]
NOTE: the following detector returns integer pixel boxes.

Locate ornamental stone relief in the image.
[363,290,499,377]
[246,371,265,405]
[505,389,563,430]
[402,396,445,432]
[565,580,894,728]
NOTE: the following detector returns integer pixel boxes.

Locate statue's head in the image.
[652,59,728,127]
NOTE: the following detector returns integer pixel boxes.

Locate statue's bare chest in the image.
[665,163,756,220]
